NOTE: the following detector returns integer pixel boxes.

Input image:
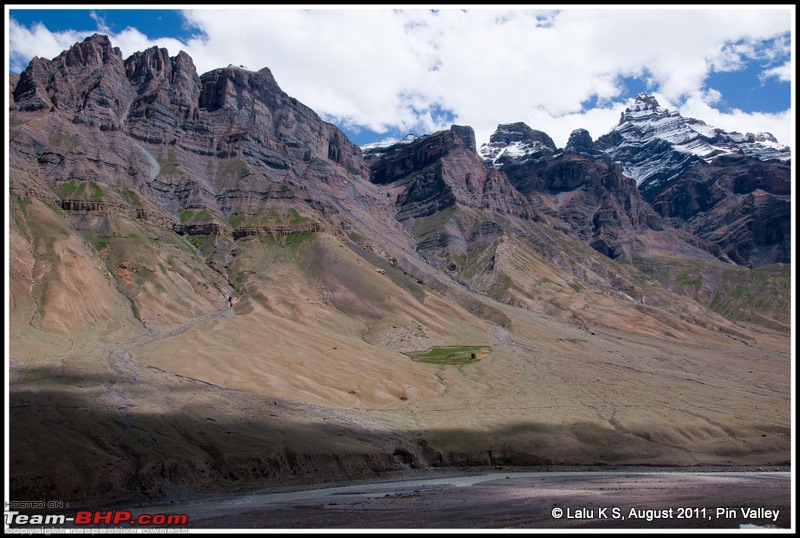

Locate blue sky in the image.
[5,6,794,148]
[10,8,200,43]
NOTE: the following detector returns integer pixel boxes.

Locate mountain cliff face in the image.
[470,122,724,265]
[10,34,790,333]
[596,93,790,195]
[649,153,791,266]
[7,35,791,507]
[365,126,533,220]
[594,94,791,266]
[469,95,791,268]
[11,35,368,230]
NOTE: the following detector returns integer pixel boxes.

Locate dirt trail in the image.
[89,302,237,469]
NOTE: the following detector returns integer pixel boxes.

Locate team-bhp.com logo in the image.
[74,511,188,526]
[5,508,188,528]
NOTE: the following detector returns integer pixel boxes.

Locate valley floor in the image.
[63,468,794,530]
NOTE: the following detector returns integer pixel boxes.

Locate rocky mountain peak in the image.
[488,122,557,148]
[11,33,135,130]
[634,92,660,108]
[591,95,791,267]
[359,134,419,159]
[61,33,121,68]
[125,46,173,80]
[479,122,557,166]
[257,66,277,83]
[565,128,601,157]
[599,93,791,195]
[617,93,671,126]
[450,125,477,152]
[747,131,779,144]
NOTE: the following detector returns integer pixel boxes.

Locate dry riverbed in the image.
[121,467,792,530]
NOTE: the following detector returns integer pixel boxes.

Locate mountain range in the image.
[7,34,791,507]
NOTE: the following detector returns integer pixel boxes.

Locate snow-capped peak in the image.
[360,134,418,157]
[478,123,557,167]
[600,94,791,189]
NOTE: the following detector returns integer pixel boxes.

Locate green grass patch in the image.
[459,240,497,281]
[411,207,458,239]
[178,208,210,223]
[409,345,490,365]
[57,179,101,200]
[89,182,103,199]
[263,231,315,249]
[178,209,193,223]
[348,231,365,244]
[242,232,316,267]
[487,273,511,300]
[14,197,32,211]
[676,270,702,292]
[569,282,584,293]
[287,208,309,225]
[187,234,212,251]
[48,132,77,149]
[157,149,180,177]
[228,207,310,229]
[216,159,249,180]
[58,180,78,198]
[121,189,143,208]
[228,214,245,228]
[83,230,108,251]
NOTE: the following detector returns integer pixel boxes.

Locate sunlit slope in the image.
[132,227,789,469]
[9,209,790,508]
[405,206,769,343]
[9,196,142,358]
[391,301,789,468]
[634,256,791,333]
[68,211,230,327]
[133,231,494,408]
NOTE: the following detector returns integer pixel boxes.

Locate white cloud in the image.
[6,6,793,148]
[762,62,792,83]
[679,94,793,145]
[8,19,89,73]
[89,10,112,35]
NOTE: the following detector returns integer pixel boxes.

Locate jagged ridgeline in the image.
[8,35,790,506]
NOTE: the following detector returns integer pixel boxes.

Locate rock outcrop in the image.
[478,122,557,166]
[492,125,666,262]
[565,128,602,158]
[595,93,792,265]
[367,127,532,221]
[9,33,369,247]
[650,154,791,266]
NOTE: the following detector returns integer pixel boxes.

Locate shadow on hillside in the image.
[9,363,791,510]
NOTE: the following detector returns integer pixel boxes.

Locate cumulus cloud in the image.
[8,19,89,73]
[6,6,793,147]
[679,95,793,144]
[7,17,188,76]
[762,62,792,83]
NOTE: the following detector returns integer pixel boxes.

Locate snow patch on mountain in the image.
[479,139,552,167]
[360,134,417,157]
[478,123,558,167]
[602,94,791,187]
